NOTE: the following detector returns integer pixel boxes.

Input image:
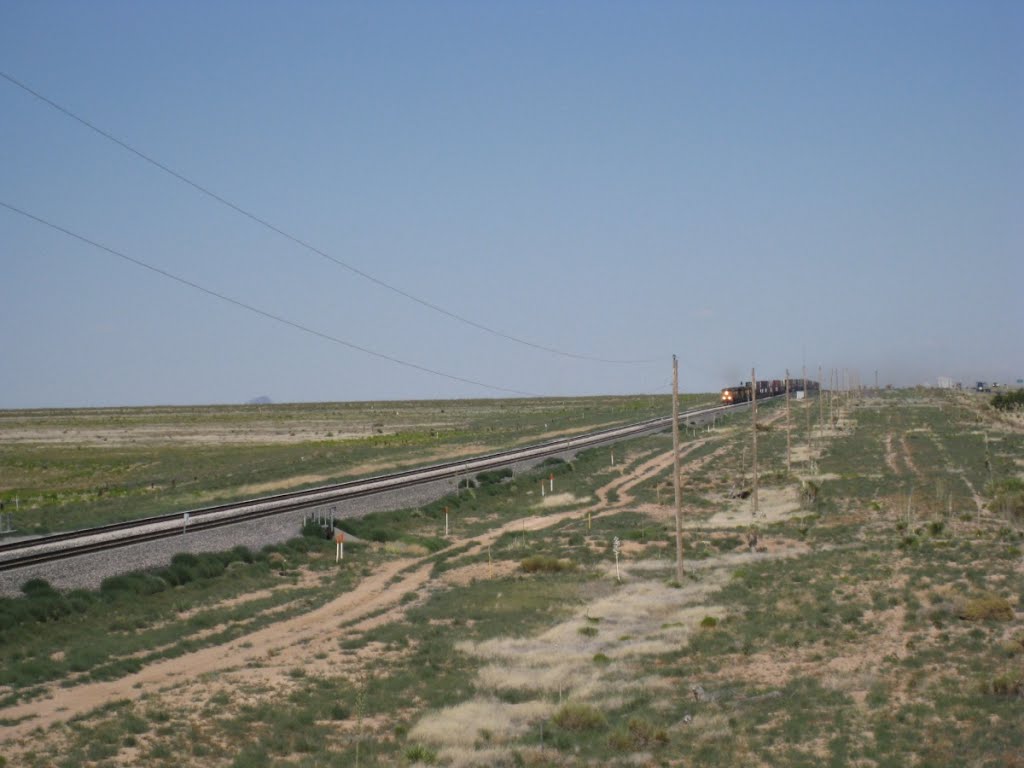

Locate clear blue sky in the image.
[2,1,1021,407]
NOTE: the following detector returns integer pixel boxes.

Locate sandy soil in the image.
[884,433,901,474]
[0,557,431,741]
[700,485,803,527]
[0,423,806,755]
[0,424,380,447]
[0,419,625,450]
[535,492,582,509]
[899,435,921,477]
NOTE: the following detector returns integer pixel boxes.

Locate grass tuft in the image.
[608,717,668,751]
[552,702,607,731]
[958,594,1014,622]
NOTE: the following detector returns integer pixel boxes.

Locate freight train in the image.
[721,378,818,405]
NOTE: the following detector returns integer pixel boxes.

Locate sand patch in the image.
[700,486,802,527]
[411,698,553,748]
[535,492,582,509]
[439,560,519,587]
[790,444,822,463]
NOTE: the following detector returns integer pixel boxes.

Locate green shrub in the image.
[520,555,575,574]
[231,545,256,563]
[992,390,1024,411]
[989,478,1024,522]
[475,469,513,486]
[21,578,56,596]
[980,670,1023,698]
[302,520,329,538]
[552,702,606,731]
[100,573,167,597]
[405,744,438,764]
[608,717,668,750]
[700,616,719,629]
[959,594,1014,622]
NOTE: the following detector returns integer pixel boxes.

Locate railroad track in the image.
[0,400,753,573]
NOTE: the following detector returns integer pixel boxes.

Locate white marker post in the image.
[335,531,345,562]
[549,473,554,492]
[613,536,621,583]
[444,506,449,537]
[540,481,545,497]
[183,511,189,534]
[610,450,615,466]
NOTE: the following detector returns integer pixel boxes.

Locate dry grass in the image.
[409,698,553,747]
[536,492,583,508]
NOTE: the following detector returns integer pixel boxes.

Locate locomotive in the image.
[721,378,818,405]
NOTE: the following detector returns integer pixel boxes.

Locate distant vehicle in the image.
[977,381,990,393]
[721,378,818,405]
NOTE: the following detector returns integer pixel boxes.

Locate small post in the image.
[610,449,615,466]
[540,481,545,497]
[549,473,554,492]
[751,367,759,517]
[613,536,622,583]
[183,511,190,535]
[672,355,685,581]
[785,368,791,475]
[803,364,810,449]
[444,506,449,537]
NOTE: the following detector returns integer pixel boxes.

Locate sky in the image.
[1,1,1021,408]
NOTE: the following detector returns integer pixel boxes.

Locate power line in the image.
[1,70,656,365]
[0,200,541,398]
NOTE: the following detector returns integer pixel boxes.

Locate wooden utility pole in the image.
[818,365,824,437]
[829,368,834,430]
[803,364,810,449]
[785,368,791,474]
[751,367,759,516]
[671,355,685,582]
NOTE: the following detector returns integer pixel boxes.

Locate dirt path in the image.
[0,435,724,744]
[0,557,430,740]
[884,434,901,475]
[899,435,920,477]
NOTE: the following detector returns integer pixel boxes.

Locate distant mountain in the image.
[247,396,273,405]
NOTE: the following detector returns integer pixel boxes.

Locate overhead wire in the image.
[1,70,657,365]
[0,200,542,398]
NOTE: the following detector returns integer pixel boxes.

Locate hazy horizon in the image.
[3,2,1021,409]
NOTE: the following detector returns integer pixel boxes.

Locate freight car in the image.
[721,378,818,405]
